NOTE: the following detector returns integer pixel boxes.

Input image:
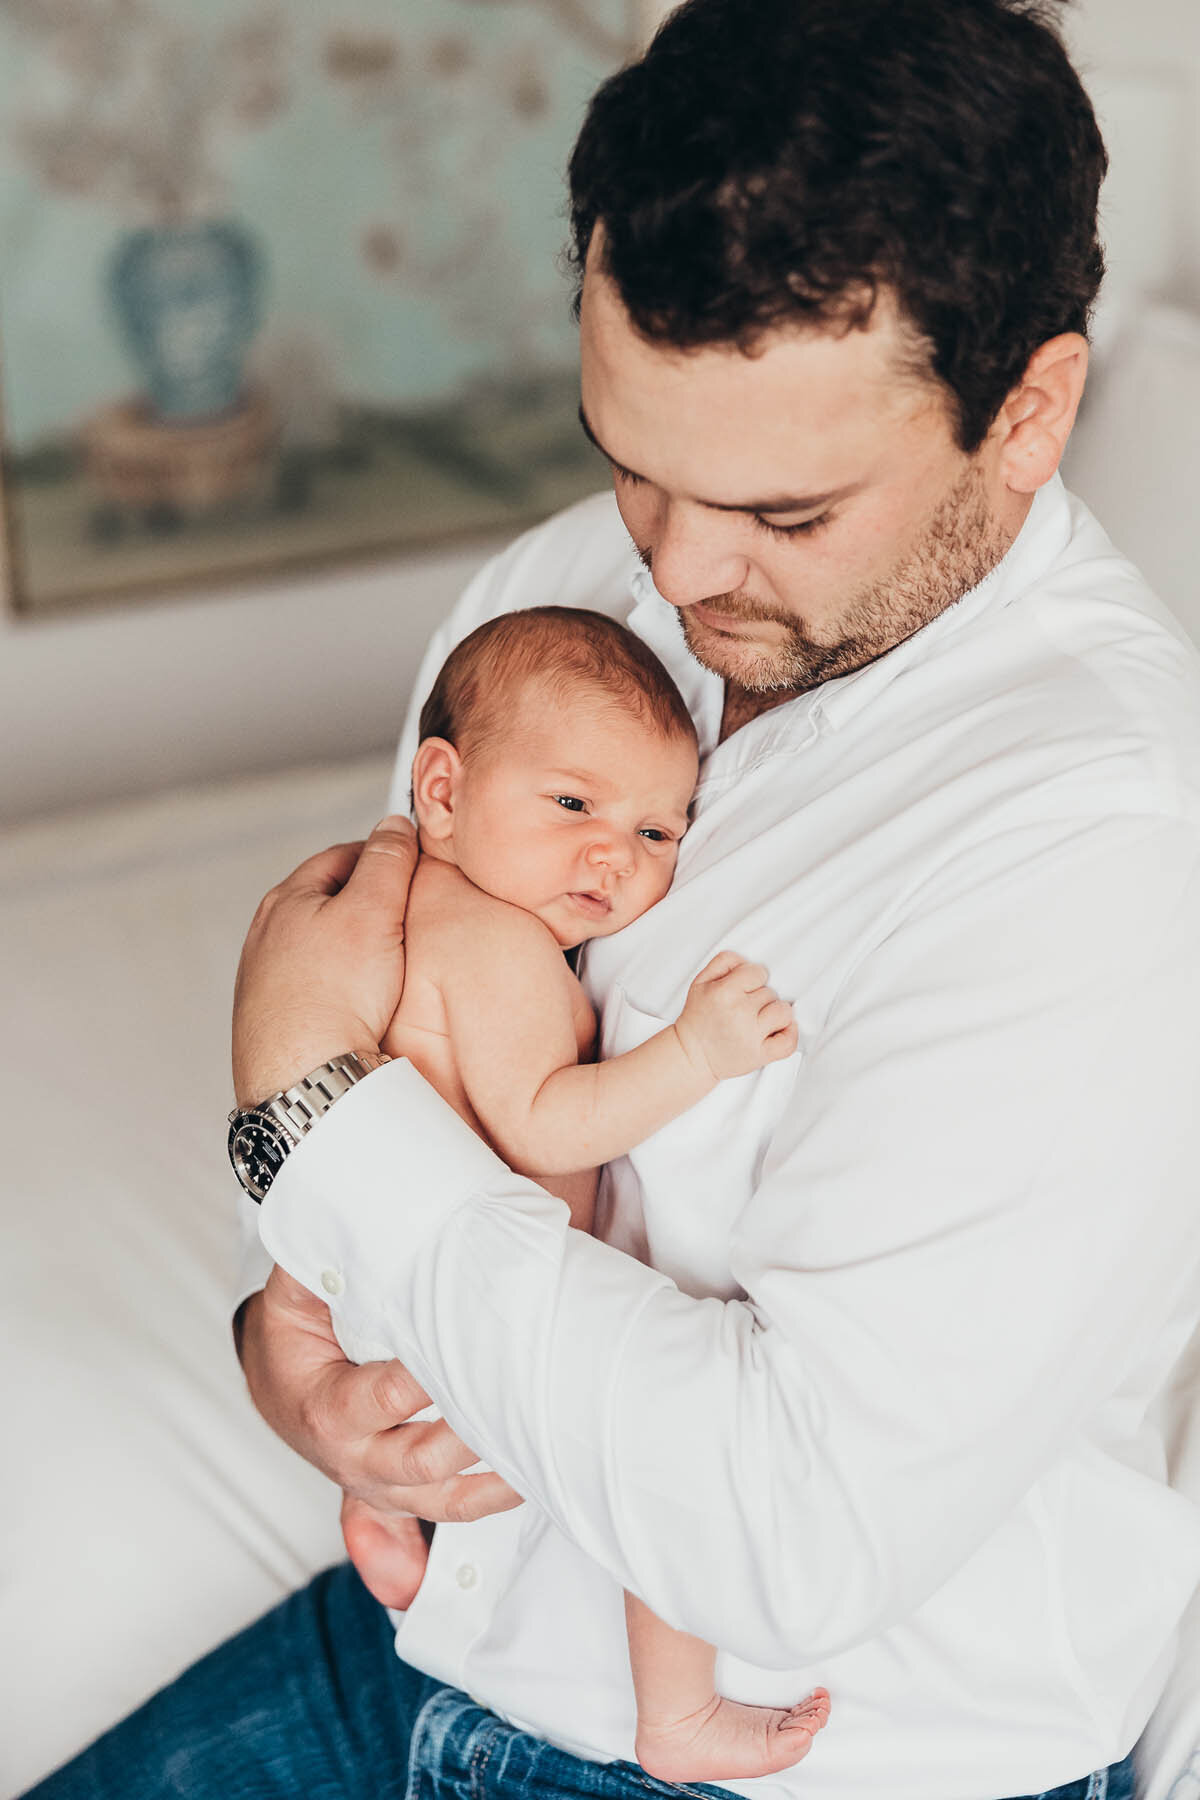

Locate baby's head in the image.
[412,606,699,948]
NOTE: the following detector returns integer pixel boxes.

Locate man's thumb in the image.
[347,815,419,903]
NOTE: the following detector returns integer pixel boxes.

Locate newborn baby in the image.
[346,604,829,1782]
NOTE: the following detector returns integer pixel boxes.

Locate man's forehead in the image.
[583,260,932,402]
[579,262,946,499]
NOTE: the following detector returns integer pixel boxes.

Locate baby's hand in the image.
[675,950,798,1083]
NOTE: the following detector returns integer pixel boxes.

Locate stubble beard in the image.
[657,462,1014,695]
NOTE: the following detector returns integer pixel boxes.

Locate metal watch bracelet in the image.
[260,1050,392,1139]
[228,1050,392,1202]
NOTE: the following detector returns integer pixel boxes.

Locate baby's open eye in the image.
[553,795,586,812]
[639,828,670,843]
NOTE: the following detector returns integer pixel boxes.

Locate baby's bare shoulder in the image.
[409,858,562,970]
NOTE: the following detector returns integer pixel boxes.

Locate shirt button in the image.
[320,1269,345,1297]
[456,1563,479,1590]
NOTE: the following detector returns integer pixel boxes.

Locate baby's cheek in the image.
[657,853,682,900]
[633,864,678,920]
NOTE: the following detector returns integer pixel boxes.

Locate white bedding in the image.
[1,757,391,1793]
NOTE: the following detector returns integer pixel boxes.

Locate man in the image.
[30,2,1200,1798]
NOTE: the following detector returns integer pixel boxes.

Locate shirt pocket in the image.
[599,983,803,1301]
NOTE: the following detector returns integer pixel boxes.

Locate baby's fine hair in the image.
[418,605,697,756]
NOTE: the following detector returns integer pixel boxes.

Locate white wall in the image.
[2,0,1196,826]
[0,528,505,822]
[1062,0,1200,316]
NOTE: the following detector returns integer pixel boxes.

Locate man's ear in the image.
[411,737,462,842]
[994,332,1089,494]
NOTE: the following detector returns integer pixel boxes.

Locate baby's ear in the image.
[411,737,461,841]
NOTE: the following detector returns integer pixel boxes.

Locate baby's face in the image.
[448,688,698,948]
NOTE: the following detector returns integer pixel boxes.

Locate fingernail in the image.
[375,814,414,833]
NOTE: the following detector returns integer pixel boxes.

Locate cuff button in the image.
[320,1268,345,1297]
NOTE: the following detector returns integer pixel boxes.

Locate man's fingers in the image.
[343,816,420,910]
[260,817,416,913]
[315,1357,433,1443]
[433,1469,526,1523]
[364,1469,526,1525]
[274,840,367,902]
[360,1414,485,1488]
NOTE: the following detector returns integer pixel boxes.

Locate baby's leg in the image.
[625,1592,830,1783]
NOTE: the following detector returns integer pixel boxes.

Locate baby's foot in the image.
[635,1689,831,1785]
[340,1493,432,1611]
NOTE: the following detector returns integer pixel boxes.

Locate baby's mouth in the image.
[568,890,613,918]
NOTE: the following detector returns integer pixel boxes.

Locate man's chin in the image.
[679,612,799,692]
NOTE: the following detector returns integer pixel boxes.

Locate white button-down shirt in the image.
[253,476,1200,1800]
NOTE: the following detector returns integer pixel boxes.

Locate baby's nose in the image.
[586,831,635,876]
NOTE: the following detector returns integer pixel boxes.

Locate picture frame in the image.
[0,0,640,617]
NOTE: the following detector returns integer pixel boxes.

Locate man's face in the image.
[445,683,698,950]
[579,255,1030,693]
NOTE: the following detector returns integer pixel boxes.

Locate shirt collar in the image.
[625,475,1075,751]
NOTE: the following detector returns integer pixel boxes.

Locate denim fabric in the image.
[22,1563,1137,1800]
[1005,1752,1138,1800]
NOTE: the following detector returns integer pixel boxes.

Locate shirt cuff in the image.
[257,1057,540,1340]
[233,1190,275,1317]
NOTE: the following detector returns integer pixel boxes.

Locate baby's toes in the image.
[781,1688,831,1734]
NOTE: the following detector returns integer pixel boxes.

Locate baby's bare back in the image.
[381,856,598,1220]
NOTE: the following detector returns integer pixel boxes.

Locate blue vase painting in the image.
[109,220,264,422]
[0,0,636,611]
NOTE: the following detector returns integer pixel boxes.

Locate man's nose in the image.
[646,499,751,607]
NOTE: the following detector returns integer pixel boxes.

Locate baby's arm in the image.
[441,905,796,1177]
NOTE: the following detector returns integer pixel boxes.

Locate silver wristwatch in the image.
[227,1050,392,1203]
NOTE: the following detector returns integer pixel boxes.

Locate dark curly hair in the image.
[568,0,1107,452]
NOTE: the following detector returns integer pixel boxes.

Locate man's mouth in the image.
[686,601,779,634]
[568,890,613,918]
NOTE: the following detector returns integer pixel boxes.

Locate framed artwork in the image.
[0,0,640,616]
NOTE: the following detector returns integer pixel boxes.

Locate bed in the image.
[3,291,1200,1798]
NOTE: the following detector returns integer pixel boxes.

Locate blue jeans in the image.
[23,1563,1136,1800]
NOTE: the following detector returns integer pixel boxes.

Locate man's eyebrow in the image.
[578,403,861,516]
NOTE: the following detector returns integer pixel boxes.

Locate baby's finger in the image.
[763,1020,800,1061]
[720,958,769,994]
[757,998,795,1036]
[692,949,747,984]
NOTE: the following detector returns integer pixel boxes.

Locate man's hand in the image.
[232,815,419,1107]
[237,1266,525,1524]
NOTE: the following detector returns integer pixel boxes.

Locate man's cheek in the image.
[611,484,655,555]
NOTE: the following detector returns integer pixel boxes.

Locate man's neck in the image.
[718,683,799,744]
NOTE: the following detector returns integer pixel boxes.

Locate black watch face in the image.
[228,1114,291,1202]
